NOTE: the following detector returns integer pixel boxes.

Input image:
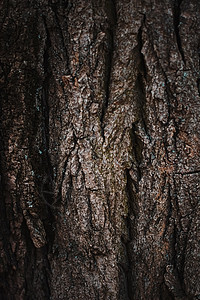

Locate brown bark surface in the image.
[0,0,200,299]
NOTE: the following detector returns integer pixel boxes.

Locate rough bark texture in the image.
[0,0,200,299]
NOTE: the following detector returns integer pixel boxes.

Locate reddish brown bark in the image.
[0,0,200,299]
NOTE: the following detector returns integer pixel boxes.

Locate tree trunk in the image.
[0,0,200,299]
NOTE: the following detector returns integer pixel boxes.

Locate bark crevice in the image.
[197,78,200,97]
[50,3,70,71]
[136,16,151,142]
[124,170,140,300]
[173,0,185,64]
[100,0,117,141]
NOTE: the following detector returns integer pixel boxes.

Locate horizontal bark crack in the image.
[175,170,200,175]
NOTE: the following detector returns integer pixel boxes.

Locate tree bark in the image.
[0,0,200,299]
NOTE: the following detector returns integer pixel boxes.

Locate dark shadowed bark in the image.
[0,0,200,299]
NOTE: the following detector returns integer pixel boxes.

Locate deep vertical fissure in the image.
[50,3,70,71]
[38,19,56,284]
[125,169,140,300]
[197,78,200,97]
[104,1,117,109]
[58,133,77,205]
[173,0,185,64]
[137,15,147,80]
[124,17,148,298]
[100,0,117,140]
[42,16,54,184]
[42,17,51,150]
[136,15,151,143]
